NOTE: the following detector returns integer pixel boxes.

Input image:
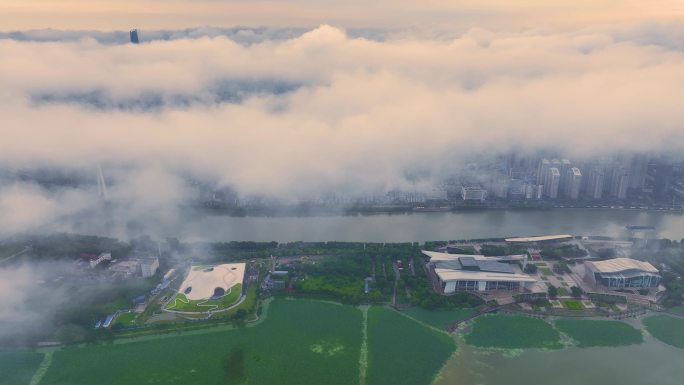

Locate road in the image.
[0,246,31,265]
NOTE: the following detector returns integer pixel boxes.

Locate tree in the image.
[547,285,558,299]
[524,263,538,274]
[570,286,583,298]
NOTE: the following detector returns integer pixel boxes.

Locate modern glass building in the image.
[423,251,540,293]
[585,258,661,289]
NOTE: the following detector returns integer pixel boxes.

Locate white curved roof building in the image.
[178,263,245,300]
[585,258,660,289]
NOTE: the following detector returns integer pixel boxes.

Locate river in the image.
[171,209,684,242]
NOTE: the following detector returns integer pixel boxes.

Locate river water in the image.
[175,209,684,242]
[437,333,684,385]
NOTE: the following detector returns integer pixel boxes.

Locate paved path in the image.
[28,350,53,385]
[358,306,369,385]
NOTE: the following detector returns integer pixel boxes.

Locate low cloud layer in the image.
[1,22,684,236]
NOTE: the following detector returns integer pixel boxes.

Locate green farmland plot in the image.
[555,319,643,347]
[465,315,562,349]
[367,307,456,385]
[0,350,44,385]
[644,315,684,349]
[42,300,363,385]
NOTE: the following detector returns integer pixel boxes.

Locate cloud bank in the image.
[1,22,684,236]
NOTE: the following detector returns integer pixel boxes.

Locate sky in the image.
[1,1,683,30]
[0,1,684,238]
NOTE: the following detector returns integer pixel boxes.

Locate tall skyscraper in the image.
[586,166,605,200]
[565,167,582,200]
[610,168,630,200]
[537,159,550,185]
[650,162,673,200]
[629,153,648,191]
[547,167,561,199]
[559,159,572,192]
[130,29,140,44]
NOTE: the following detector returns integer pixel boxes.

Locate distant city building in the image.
[559,159,572,192]
[649,162,673,200]
[524,183,543,200]
[130,29,140,44]
[610,168,630,200]
[141,257,160,278]
[564,167,582,200]
[586,166,605,199]
[546,167,561,198]
[461,186,487,201]
[628,153,648,191]
[426,188,448,201]
[537,159,550,185]
[492,178,509,199]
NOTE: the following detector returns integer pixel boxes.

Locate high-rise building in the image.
[564,167,582,200]
[586,166,605,200]
[610,168,630,200]
[537,159,550,185]
[629,153,648,191]
[130,29,140,44]
[461,186,487,201]
[559,159,572,192]
[650,162,673,200]
[547,168,561,199]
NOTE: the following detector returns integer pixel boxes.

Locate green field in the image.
[540,268,553,276]
[114,311,138,326]
[367,307,456,385]
[42,300,363,385]
[667,306,684,316]
[557,287,569,296]
[0,350,44,385]
[562,300,584,310]
[555,319,643,347]
[644,315,684,349]
[465,315,562,349]
[402,307,476,330]
[166,283,243,312]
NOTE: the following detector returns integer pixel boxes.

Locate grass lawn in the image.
[643,315,684,349]
[114,311,138,327]
[0,350,44,385]
[557,287,569,296]
[167,283,242,312]
[367,307,456,385]
[402,307,476,330]
[42,300,363,385]
[465,315,562,349]
[562,300,584,310]
[667,306,684,316]
[540,268,553,276]
[555,319,643,347]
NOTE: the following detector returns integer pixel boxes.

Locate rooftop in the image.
[505,234,573,243]
[586,258,659,274]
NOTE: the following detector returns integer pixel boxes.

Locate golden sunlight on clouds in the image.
[0,0,682,30]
